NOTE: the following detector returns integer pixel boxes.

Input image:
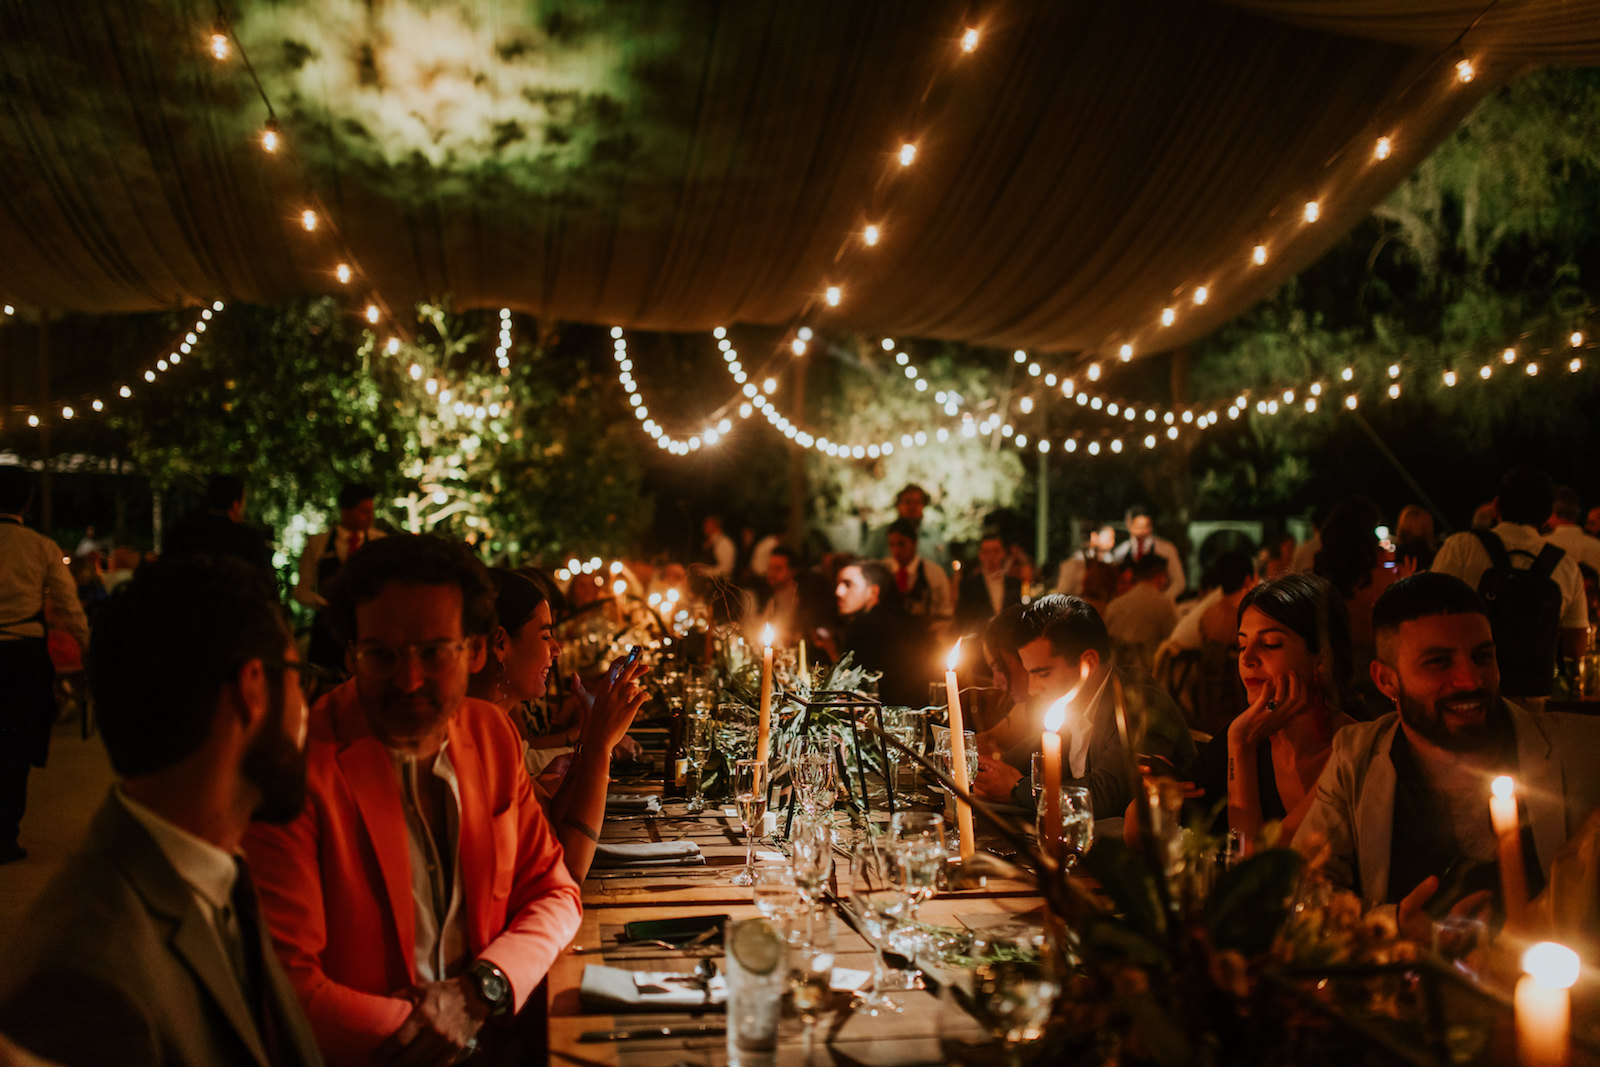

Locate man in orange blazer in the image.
[244,536,581,1066]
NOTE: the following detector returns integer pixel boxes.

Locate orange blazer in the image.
[243,681,582,1065]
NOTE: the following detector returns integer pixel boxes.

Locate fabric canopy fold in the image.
[0,0,1596,359]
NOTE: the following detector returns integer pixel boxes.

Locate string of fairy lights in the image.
[2,12,416,431]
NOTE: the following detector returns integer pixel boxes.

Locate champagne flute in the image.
[733,758,767,887]
[685,711,713,814]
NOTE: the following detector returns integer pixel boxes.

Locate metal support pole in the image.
[37,309,53,535]
[1035,450,1049,570]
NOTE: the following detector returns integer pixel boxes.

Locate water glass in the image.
[787,908,837,1049]
[962,941,1061,1067]
[752,864,800,924]
[880,707,927,799]
[794,746,838,815]
[847,844,910,1015]
[716,702,759,761]
[685,712,713,813]
[726,917,788,1067]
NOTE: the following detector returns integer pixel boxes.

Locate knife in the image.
[577,1022,726,1042]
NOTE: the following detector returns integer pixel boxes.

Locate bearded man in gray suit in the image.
[0,558,324,1067]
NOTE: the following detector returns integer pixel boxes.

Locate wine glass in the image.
[716,702,758,762]
[880,707,926,802]
[733,759,767,887]
[889,811,946,961]
[932,727,980,853]
[963,936,1061,1067]
[794,744,838,816]
[1037,784,1095,870]
[787,907,837,1056]
[847,845,910,1016]
[790,811,833,905]
[685,711,714,814]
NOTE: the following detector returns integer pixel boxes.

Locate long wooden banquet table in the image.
[546,766,1046,1066]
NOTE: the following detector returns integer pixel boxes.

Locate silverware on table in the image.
[577,1023,726,1043]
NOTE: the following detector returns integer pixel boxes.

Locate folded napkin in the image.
[578,964,727,1011]
[592,840,705,868]
[607,794,662,814]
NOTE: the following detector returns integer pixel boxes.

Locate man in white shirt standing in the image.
[0,556,324,1065]
[1546,486,1600,580]
[1110,510,1186,600]
[0,467,89,865]
[1431,466,1588,707]
[1056,525,1115,596]
[294,483,384,674]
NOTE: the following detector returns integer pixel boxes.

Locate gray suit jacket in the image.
[0,794,324,1067]
[1297,704,1600,904]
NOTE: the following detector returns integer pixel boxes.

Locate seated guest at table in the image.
[1296,572,1600,941]
[972,605,1041,758]
[1104,554,1179,675]
[820,559,929,707]
[1181,573,1358,851]
[469,567,648,880]
[244,535,582,1066]
[162,473,276,587]
[756,545,832,647]
[955,532,1022,638]
[971,595,1195,818]
[0,557,323,1066]
[1394,504,1439,573]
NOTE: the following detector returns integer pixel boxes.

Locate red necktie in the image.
[897,566,911,593]
[348,530,363,558]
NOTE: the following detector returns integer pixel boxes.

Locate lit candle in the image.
[798,638,808,680]
[757,624,774,768]
[1041,697,1067,856]
[1516,942,1580,1067]
[945,641,975,860]
[1490,775,1528,930]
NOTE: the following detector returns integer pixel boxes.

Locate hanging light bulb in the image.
[365,304,379,324]
[824,285,841,307]
[119,386,132,398]
[260,120,281,153]
[863,224,881,246]
[898,143,917,167]
[300,209,318,232]
[1571,332,1584,348]
[1456,59,1475,83]
[1192,286,1209,305]
[1160,307,1176,327]
[209,32,230,61]
[335,263,352,284]
[1303,201,1321,223]
[1374,136,1392,161]
[1118,343,1133,362]
[1252,244,1268,266]
[960,27,980,52]
[27,414,39,428]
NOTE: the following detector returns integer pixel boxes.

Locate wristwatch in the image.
[466,960,512,1017]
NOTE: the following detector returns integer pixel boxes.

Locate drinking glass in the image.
[716,702,759,762]
[889,811,946,961]
[847,844,910,1015]
[880,707,926,801]
[733,759,768,887]
[1036,784,1094,870]
[932,727,980,852]
[794,744,838,816]
[789,811,833,904]
[726,917,788,1067]
[787,908,836,1055]
[685,711,714,814]
[752,864,799,924]
[963,936,1061,1067]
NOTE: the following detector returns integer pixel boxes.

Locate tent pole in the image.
[1035,450,1049,573]
[1347,411,1452,534]
[37,309,53,535]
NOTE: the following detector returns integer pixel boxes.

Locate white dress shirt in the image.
[0,519,89,648]
[391,743,470,983]
[1546,522,1600,579]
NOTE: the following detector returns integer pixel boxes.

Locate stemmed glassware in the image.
[715,702,758,762]
[789,811,833,907]
[879,707,926,803]
[932,725,980,852]
[888,811,946,965]
[733,758,767,887]
[847,844,910,1016]
[787,908,836,1057]
[684,711,714,814]
[793,735,839,817]
[944,934,1061,1067]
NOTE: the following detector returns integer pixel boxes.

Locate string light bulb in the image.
[1252,244,1267,266]
[1571,332,1584,347]
[1456,59,1475,83]
[1526,362,1539,376]
[209,32,230,61]
[863,224,880,246]
[960,27,980,52]
[1193,286,1209,306]
[92,399,103,411]
[300,209,318,232]
[898,143,917,167]
[119,386,132,398]
[27,414,39,428]
[365,304,379,324]
[335,263,352,284]
[1503,347,1517,364]
[61,406,73,420]
[824,285,841,307]
[1443,370,1458,387]
[1374,136,1392,161]
[791,339,807,355]
[1303,201,1321,223]
[1119,343,1133,362]
[1160,307,1176,327]
[260,121,281,153]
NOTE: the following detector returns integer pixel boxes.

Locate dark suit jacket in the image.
[162,512,276,586]
[954,571,1022,638]
[0,794,324,1067]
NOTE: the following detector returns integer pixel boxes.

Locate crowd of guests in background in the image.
[6,459,1600,1064]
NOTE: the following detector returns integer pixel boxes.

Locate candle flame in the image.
[947,638,962,673]
[1523,942,1580,989]
[761,624,775,648]
[1043,696,1069,733]
[1492,775,1514,800]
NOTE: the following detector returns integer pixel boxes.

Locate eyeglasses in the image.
[352,640,471,678]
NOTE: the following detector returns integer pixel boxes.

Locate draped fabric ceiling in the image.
[2,0,1599,379]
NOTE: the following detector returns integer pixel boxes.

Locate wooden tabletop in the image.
[548,779,1047,1067]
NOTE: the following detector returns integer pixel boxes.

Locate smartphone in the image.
[612,645,643,680]
[622,913,727,945]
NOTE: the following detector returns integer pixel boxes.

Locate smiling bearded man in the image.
[1297,572,1600,943]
